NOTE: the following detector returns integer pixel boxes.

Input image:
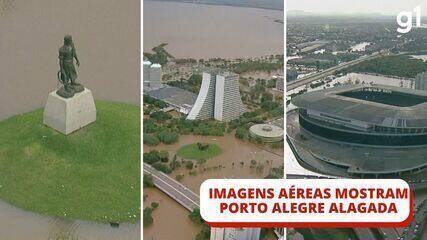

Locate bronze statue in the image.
[57,35,84,98]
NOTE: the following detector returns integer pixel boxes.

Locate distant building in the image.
[187,71,246,121]
[143,61,151,88]
[276,76,284,91]
[143,61,162,90]
[150,63,162,89]
[210,228,261,240]
[415,71,427,91]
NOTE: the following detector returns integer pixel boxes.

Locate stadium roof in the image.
[292,84,427,128]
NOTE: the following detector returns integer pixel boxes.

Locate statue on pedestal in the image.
[57,35,84,98]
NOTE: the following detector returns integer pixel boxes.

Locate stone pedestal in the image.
[43,88,96,135]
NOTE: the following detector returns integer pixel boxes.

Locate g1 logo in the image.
[397,6,422,33]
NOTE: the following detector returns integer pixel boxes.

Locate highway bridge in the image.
[287,52,384,91]
[144,163,199,212]
[144,163,286,239]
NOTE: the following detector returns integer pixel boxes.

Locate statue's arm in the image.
[73,47,80,67]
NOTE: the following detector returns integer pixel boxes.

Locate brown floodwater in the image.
[145,134,283,192]
[143,134,283,239]
[143,188,201,240]
[143,1,283,58]
[0,0,140,239]
[0,0,140,121]
[0,200,140,240]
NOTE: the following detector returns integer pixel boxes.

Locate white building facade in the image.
[187,71,246,121]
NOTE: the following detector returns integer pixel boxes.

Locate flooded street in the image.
[0,0,140,120]
[143,134,283,239]
[143,1,283,58]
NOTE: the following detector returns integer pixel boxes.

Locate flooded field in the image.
[145,134,283,192]
[143,1,283,58]
[0,0,140,120]
[143,134,283,239]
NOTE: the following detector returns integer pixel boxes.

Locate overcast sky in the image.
[287,0,427,15]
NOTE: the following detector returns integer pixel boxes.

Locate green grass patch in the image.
[176,143,221,160]
[0,101,140,223]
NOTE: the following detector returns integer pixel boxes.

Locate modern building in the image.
[150,63,162,89]
[143,61,162,90]
[415,71,427,91]
[145,86,197,114]
[187,71,246,121]
[290,84,427,176]
[210,228,261,240]
[249,124,284,142]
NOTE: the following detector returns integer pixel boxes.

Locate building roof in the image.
[249,124,284,138]
[292,84,427,128]
[146,86,197,108]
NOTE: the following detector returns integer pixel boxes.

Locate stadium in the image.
[288,84,427,177]
[293,84,427,147]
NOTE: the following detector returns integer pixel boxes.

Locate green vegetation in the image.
[143,133,159,146]
[143,207,153,227]
[188,208,203,224]
[143,174,155,188]
[156,130,179,144]
[143,150,174,173]
[195,224,211,240]
[152,162,172,174]
[264,165,284,179]
[289,53,358,69]
[143,43,173,65]
[143,202,159,228]
[344,55,427,78]
[235,127,249,139]
[168,73,203,93]
[177,143,222,160]
[149,111,172,123]
[188,208,211,240]
[143,113,226,144]
[0,101,140,223]
[143,95,167,109]
[143,95,168,116]
[231,59,283,74]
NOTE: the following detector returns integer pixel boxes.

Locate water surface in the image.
[0,0,140,120]
[143,1,283,58]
